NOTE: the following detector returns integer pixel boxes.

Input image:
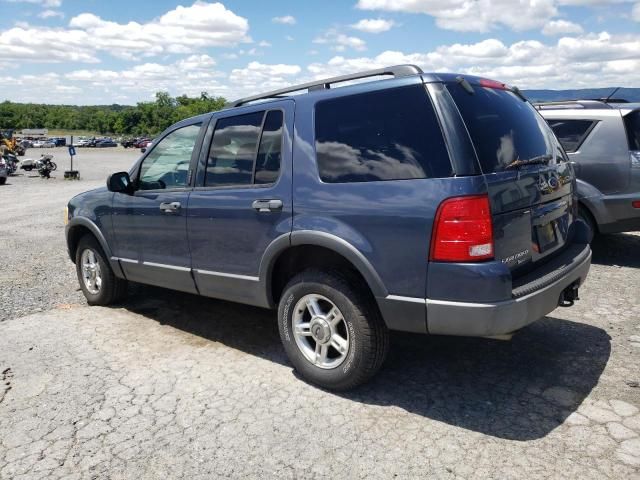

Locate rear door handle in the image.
[159,201,181,213]
[252,199,283,212]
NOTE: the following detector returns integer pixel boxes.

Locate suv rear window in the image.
[447,83,558,173]
[624,110,640,151]
[314,85,452,183]
[546,119,596,153]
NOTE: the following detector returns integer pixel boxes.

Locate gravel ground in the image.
[0,147,138,322]
[0,149,639,479]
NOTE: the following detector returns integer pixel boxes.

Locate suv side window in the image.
[138,124,201,190]
[205,110,284,187]
[547,119,596,153]
[314,85,452,183]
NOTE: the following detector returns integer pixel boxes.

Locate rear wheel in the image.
[0,177,6,185]
[75,235,127,305]
[278,269,389,390]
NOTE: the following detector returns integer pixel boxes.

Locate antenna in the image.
[604,87,620,102]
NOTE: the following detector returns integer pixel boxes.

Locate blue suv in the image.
[65,65,592,390]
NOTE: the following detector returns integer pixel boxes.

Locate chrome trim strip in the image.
[193,269,259,282]
[113,257,137,264]
[386,294,426,304]
[143,261,191,272]
[113,257,191,272]
[113,257,259,281]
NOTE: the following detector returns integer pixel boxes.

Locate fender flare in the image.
[65,217,124,278]
[258,230,388,307]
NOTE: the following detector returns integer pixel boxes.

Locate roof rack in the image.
[533,99,617,110]
[227,64,424,108]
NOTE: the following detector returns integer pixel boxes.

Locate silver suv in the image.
[537,100,640,238]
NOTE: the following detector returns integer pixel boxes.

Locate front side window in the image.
[314,85,452,183]
[547,119,596,153]
[205,110,284,187]
[138,124,201,190]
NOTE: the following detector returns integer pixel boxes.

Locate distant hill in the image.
[522,87,640,103]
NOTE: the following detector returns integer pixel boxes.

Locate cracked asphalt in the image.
[1,148,639,479]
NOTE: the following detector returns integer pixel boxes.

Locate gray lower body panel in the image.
[427,248,591,336]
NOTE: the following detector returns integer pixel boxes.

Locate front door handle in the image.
[159,201,181,213]
[252,199,283,212]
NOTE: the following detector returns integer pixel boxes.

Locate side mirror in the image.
[107,171,133,193]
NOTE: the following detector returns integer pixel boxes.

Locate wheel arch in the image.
[66,217,125,278]
[260,230,388,308]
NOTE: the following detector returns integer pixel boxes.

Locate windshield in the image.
[447,83,563,173]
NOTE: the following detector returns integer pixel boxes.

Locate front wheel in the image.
[0,177,6,185]
[50,162,57,171]
[75,235,127,305]
[278,269,389,390]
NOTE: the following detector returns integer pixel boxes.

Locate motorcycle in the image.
[36,154,57,178]
[20,154,57,174]
[1,153,19,175]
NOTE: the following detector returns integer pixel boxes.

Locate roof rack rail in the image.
[533,99,615,111]
[227,64,423,108]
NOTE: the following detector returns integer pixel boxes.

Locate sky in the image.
[1,0,640,105]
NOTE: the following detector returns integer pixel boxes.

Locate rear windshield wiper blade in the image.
[505,154,553,169]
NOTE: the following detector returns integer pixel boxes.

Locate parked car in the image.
[95,139,118,148]
[537,100,640,239]
[65,65,592,390]
[34,139,56,148]
[121,138,136,148]
[51,137,67,147]
[133,138,151,149]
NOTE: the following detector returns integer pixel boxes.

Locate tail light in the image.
[430,195,494,262]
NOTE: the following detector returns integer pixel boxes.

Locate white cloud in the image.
[258,40,272,47]
[272,15,296,25]
[633,2,640,21]
[314,29,367,51]
[350,18,396,33]
[0,1,250,63]
[38,9,64,19]
[356,0,560,32]
[306,31,640,89]
[6,0,62,7]
[542,19,584,35]
[285,35,294,41]
[356,0,639,32]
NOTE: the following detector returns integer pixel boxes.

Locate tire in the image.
[578,205,597,243]
[278,269,389,391]
[75,234,127,306]
[50,162,57,171]
[0,177,6,185]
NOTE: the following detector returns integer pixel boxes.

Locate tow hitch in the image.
[559,282,580,307]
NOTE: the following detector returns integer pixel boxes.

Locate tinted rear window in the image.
[547,119,596,153]
[314,85,452,183]
[447,84,557,173]
[624,110,640,151]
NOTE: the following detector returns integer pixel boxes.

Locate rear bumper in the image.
[426,244,591,336]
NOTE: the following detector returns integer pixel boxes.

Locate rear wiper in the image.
[505,154,553,169]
